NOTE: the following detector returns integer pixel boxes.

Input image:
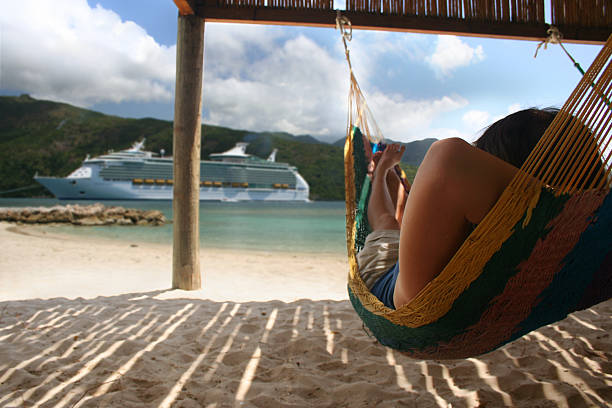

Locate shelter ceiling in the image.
[173,0,609,44]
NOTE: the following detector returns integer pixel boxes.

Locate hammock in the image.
[344,33,612,359]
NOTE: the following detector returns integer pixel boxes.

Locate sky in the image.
[0,0,604,143]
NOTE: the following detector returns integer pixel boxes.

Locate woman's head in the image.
[474,108,558,168]
[476,107,607,189]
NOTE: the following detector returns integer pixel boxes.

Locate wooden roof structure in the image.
[169,0,611,290]
[175,0,610,43]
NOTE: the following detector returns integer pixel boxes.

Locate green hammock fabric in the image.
[346,127,612,359]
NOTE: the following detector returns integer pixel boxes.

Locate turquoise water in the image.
[0,198,347,254]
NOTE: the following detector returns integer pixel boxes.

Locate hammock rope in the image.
[335,13,384,146]
[535,26,612,108]
[534,26,586,75]
[343,22,612,359]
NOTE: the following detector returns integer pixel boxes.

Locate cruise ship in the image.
[34,140,310,201]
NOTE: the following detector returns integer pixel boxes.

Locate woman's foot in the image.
[373,144,410,225]
[373,144,406,179]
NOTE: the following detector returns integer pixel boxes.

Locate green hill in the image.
[0,95,422,200]
[0,95,347,200]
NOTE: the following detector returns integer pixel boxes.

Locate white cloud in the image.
[203,27,470,142]
[202,27,469,142]
[462,109,490,133]
[203,32,349,138]
[0,0,175,106]
[426,36,484,78]
[348,31,430,80]
[0,3,474,142]
[204,23,284,79]
[367,92,468,142]
[462,103,529,142]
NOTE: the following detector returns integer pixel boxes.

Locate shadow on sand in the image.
[1,291,610,407]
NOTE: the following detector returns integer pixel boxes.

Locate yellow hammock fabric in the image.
[345,34,612,359]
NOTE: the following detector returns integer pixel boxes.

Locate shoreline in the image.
[0,221,348,303]
[4,222,345,258]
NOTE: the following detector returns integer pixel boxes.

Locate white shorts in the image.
[356,229,400,290]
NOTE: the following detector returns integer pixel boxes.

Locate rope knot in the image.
[534,26,563,58]
[335,11,352,43]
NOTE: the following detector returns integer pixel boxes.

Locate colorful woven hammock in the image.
[345,35,612,359]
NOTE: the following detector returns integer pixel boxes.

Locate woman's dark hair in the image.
[476,107,607,189]
[474,108,558,168]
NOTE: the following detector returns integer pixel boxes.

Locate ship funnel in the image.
[267,149,278,162]
[129,139,146,152]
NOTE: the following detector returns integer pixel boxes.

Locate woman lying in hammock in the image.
[358,108,559,309]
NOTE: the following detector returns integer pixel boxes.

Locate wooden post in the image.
[172,14,204,290]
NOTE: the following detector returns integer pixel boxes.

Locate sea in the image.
[0,198,347,255]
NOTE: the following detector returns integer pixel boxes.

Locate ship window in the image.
[70,180,77,185]
[79,191,85,194]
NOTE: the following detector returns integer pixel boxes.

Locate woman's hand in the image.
[375,144,405,175]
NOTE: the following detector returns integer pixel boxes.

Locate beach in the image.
[1,221,610,407]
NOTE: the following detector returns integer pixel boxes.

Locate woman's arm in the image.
[394,138,519,308]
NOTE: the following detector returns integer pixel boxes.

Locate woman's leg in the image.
[393,138,520,308]
[391,168,409,224]
[367,145,407,231]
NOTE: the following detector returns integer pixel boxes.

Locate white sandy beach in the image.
[1,221,611,407]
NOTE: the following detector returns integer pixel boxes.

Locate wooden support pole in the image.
[172,14,204,290]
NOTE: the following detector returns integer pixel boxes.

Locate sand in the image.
[0,221,610,407]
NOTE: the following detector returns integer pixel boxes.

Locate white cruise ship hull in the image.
[35,140,310,201]
[35,176,309,201]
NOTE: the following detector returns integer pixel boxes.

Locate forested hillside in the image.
[0,95,426,200]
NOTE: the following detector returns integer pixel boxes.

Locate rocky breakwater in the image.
[0,203,167,226]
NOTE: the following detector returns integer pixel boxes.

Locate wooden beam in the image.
[172,14,204,290]
[191,6,608,44]
[173,0,197,16]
